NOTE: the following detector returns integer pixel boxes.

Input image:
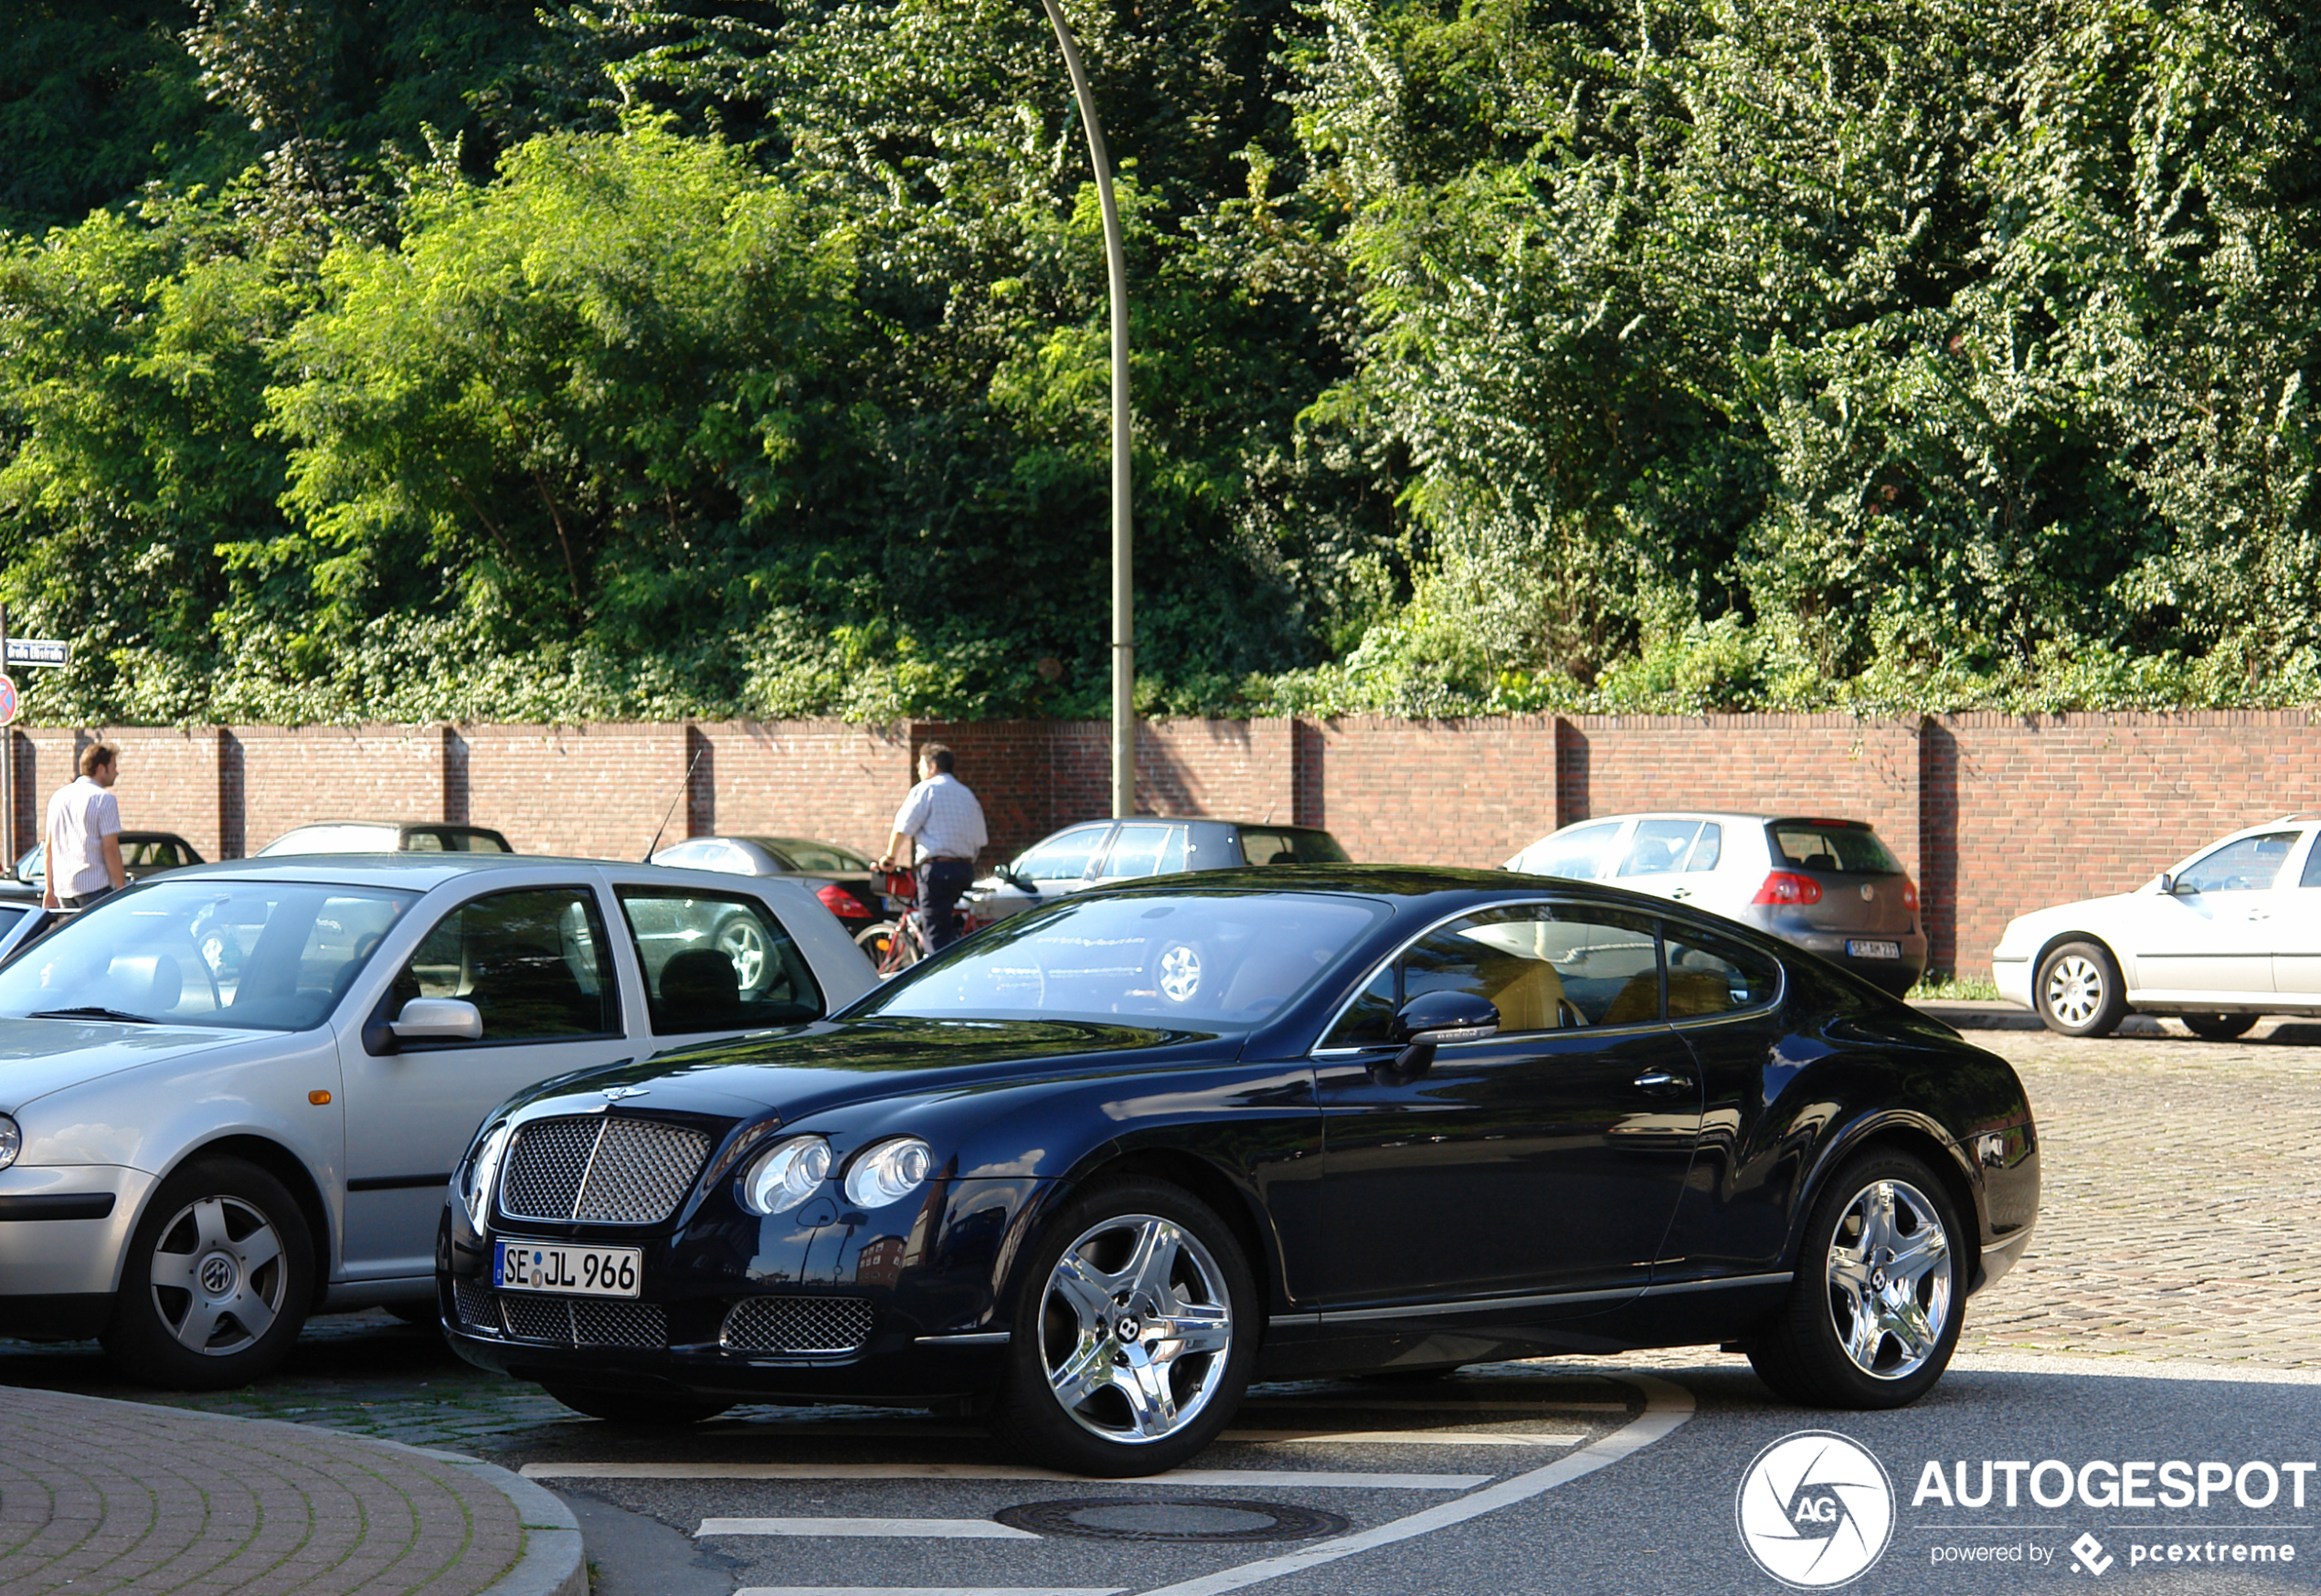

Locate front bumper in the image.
[0,1164,154,1334]
[438,1173,1045,1403]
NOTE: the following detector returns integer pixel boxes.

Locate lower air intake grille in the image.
[452,1277,497,1331]
[721,1295,874,1355]
[497,1115,712,1225]
[492,1293,669,1348]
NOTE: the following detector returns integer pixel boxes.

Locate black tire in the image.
[990,1178,1257,1476]
[541,1383,734,1425]
[2034,939,2128,1037]
[1747,1149,1965,1410]
[2181,1011,2258,1041]
[103,1157,315,1390]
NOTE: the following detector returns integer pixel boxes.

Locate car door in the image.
[2272,830,2321,998]
[1313,902,1703,1314]
[1611,819,1716,905]
[336,883,631,1277]
[2126,830,2297,999]
[1089,821,1189,886]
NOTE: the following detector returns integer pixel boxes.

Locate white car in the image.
[0,854,874,1387]
[1993,813,2321,1037]
[1503,811,1926,995]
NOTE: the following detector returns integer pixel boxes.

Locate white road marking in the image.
[523,1462,1489,1489]
[734,1589,1126,1596]
[1129,1372,1694,1596]
[698,1518,1038,1539]
[1220,1431,1584,1447]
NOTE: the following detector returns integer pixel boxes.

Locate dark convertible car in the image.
[438,868,2039,1475]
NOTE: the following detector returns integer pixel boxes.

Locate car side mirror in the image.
[996,867,1035,893]
[1376,990,1500,1083]
[2156,872,2177,895]
[390,997,482,1043]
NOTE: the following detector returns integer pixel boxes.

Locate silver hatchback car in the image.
[0,854,873,1387]
[1504,812,1927,994]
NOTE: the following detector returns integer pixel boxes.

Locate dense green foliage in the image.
[2,0,2317,723]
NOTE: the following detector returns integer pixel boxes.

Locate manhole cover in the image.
[994,1497,1351,1543]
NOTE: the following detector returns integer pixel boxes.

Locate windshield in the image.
[0,880,417,1030]
[854,891,1386,1029]
[259,825,397,855]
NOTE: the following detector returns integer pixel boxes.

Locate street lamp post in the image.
[1032,0,1133,819]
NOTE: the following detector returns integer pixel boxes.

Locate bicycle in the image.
[863,868,930,976]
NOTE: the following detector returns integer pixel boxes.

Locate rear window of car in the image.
[1767,821,1901,875]
[1237,828,1350,865]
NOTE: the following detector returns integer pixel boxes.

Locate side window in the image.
[617,890,824,1035]
[656,840,717,868]
[1618,820,1701,878]
[1663,925,1782,1019]
[2303,834,2321,890]
[1103,823,1187,879]
[1014,825,1110,883]
[1523,821,1621,881]
[403,830,447,852]
[395,887,618,1042]
[1684,823,1722,872]
[2177,832,2298,894]
[1321,904,1664,1046]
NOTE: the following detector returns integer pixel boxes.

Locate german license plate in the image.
[1847,939,1902,960]
[493,1240,641,1298]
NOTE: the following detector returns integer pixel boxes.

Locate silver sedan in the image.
[0,854,873,1388]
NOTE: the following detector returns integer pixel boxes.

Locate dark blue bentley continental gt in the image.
[438,867,2039,1475]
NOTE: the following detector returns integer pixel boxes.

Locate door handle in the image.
[1669,888,1693,901]
[2247,909,2272,921]
[1633,1070,1693,1095]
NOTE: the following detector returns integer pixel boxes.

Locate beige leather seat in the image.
[1474,955,1566,1032]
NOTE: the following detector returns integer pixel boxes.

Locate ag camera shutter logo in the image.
[1736,1431,1896,1588]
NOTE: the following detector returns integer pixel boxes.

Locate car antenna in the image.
[643,747,706,861]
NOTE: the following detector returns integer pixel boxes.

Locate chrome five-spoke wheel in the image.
[146,1193,291,1358]
[715,916,768,993]
[1040,1212,1233,1445]
[1825,1178,1953,1381]
[994,1178,1256,1474]
[103,1157,314,1390]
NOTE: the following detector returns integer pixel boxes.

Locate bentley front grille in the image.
[721,1295,874,1355]
[497,1115,711,1225]
[452,1276,498,1332]
[490,1292,670,1348]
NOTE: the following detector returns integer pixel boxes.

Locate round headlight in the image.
[741,1136,832,1216]
[461,1122,512,1231]
[0,1114,19,1172]
[843,1137,933,1208]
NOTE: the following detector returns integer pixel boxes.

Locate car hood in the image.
[2000,888,2148,946]
[0,1017,260,1115]
[521,1016,1237,1124]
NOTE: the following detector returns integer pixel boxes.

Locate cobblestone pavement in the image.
[0,1387,528,1596]
[1953,1015,2321,1367]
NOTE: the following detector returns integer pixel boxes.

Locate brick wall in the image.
[1305,716,1561,869]
[461,723,687,860]
[1931,713,2321,973]
[6,710,2316,981]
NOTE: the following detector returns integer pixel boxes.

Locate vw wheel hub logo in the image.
[1735,1431,1895,1588]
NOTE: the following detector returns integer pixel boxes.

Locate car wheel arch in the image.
[1786,1114,1985,1293]
[1003,1146,1277,1327]
[2033,929,2126,990]
[145,1134,335,1309]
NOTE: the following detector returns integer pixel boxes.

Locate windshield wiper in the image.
[27,1006,159,1025]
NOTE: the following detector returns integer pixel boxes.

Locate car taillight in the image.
[1902,877,1921,913]
[817,883,871,919]
[1753,871,1824,906]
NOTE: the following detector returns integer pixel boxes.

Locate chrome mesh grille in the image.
[575,1121,712,1223]
[721,1295,874,1355]
[499,1118,600,1221]
[497,1115,711,1225]
[452,1277,497,1331]
[490,1293,669,1348]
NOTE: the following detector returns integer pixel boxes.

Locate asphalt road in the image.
[3,1016,2316,1595]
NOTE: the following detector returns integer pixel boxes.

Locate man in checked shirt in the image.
[876,743,989,952]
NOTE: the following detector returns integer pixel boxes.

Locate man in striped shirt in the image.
[878,744,988,952]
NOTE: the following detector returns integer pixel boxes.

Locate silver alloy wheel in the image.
[145,1194,289,1358]
[1825,1178,1953,1380]
[715,918,768,992]
[1156,945,1202,1003]
[1038,1212,1234,1445]
[2042,952,2106,1028]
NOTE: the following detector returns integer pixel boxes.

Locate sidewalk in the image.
[0,1387,583,1596]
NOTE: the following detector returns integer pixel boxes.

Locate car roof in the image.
[122,853,755,891]
[1552,811,1880,830]
[1064,861,1682,910]
[272,819,502,831]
